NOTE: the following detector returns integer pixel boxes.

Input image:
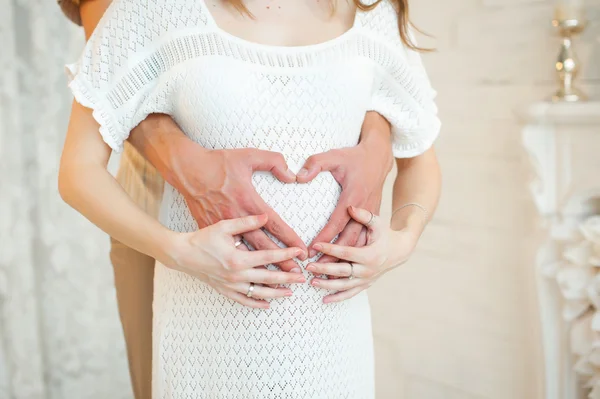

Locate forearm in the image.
[360,111,393,160]
[59,103,175,266]
[390,148,441,235]
[127,114,201,194]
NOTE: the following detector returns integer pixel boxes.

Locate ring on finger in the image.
[348,263,355,280]
[234,237,244,248]
[366,212,375,227]
[246,282,255,298]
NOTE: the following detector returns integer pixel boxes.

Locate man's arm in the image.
[130,113,393,265]
[127,114,309,267]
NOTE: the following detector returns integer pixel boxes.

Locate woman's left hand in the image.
[307,206,419,303]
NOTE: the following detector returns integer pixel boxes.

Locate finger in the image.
[220,214,268,235]
[233,235,249,251]
[323,286,366,304]
[235,268,306,285]
[254,265,278,288]
[250,204,307,260]
[296,151,342,184]
[306,262,369,278]
[308,193,352,257]
[222,289,270,309]
[230,283,293,299]
[357,226,368,247]
[349,206,383,242]
[232,246,303,269]
[312,242,370,265]
[243,230,304,272]
[348,206,380,230]
[310,275,364,291]
[247,149,296,183]
[317,220,363,264]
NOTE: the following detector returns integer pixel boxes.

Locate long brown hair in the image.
[225,0,428,52]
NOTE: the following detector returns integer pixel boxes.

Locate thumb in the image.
[296,151,341,183]
[249,150,296,183]
[220,214,268,235]
[348,206,377,230]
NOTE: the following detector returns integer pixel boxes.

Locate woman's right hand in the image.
[164,214,306,309]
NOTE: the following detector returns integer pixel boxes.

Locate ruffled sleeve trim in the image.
[66,62,125,153]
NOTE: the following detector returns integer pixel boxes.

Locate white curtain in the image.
[0,1,131,398]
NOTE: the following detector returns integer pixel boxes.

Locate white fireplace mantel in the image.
[520,101,600,399]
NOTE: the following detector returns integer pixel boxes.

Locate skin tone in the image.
[69,0,441,307]
[310,150,442,303]
[206,0,357,47]
[80,0,391,276]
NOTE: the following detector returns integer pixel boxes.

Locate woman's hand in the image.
[307,206,419,304]
[165,214,306,309]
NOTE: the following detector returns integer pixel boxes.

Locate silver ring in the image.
[366,212,375,227]
[246,283,255,298]
[234,239,243,248]
[348,263,354,280]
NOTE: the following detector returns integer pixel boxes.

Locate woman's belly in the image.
[161,168,340,246]
[251,171,341,246]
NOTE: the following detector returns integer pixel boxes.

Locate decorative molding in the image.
[521,101,600,399]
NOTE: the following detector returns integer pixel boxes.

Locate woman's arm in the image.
[58,102,174,264]
[75,0,308,268]
[390,148,441,234]
[59,103,305,308]
[307,148,442,303]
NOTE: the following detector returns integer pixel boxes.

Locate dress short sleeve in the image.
[65,0,208,153]
[364,0,441,158]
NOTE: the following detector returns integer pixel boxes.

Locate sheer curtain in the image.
[0,1,131,398]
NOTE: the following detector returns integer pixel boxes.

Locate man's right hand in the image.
[128,114,308,272]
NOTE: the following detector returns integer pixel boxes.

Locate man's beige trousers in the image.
[111,143,164,399]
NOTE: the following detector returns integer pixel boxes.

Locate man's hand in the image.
[128,115,308,272]
[296,112,393,262]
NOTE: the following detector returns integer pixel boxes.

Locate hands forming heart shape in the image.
[164,113,420,307]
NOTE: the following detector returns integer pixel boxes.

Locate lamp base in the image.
[551,88,588,103]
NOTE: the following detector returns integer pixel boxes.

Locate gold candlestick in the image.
[551,13,587,102]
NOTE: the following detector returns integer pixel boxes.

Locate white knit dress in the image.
[66,0,440,397]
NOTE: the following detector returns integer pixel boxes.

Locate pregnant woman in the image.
[59,0,442,397]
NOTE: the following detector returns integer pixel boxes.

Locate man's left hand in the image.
[296,112,393,262]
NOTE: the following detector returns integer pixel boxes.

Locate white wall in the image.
[370,0,600,398]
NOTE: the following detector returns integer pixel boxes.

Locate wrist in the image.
[358,129,394,173]
[390,206,426,237]
[154,228,183,269]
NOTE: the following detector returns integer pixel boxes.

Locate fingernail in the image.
[306,264,316,272]
[313,244,323,251]
[308,249,317,258]
[297,168,308,177]
[312,279,320,287]
[299,251,308,261]
[285,290,293,297]
[291,267,302,274]
[323,297,331,304]
[296,276,306,283]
